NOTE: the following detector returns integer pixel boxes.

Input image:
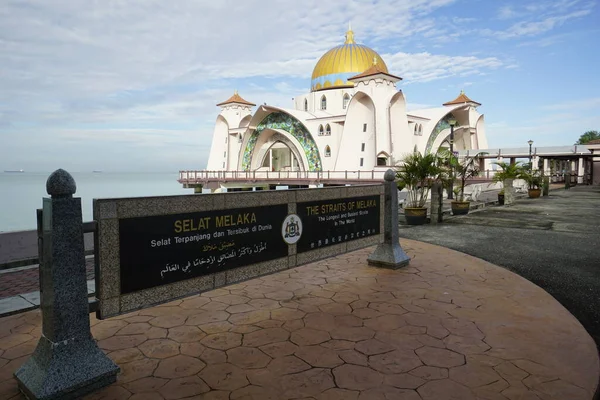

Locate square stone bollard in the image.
[503,179,515,205]
[368,169,410,269]
[429,183,443,224]
[14,169,119,400]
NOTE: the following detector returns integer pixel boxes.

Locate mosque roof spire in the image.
[443,90,481,107]
[345,22,355,44]
[216,91,256,107]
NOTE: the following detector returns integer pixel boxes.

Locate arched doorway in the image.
[257,135,304,172]
[241,112,322,171]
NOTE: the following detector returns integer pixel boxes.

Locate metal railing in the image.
[178,169,390,183]
[179,169,588,185]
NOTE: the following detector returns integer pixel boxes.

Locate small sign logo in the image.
[282,214,302,244]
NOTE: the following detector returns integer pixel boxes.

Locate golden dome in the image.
[311,26,388,92]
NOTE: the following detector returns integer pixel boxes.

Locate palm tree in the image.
[395,152,445,208]
[450,152,487,202]
[493,161,524,182]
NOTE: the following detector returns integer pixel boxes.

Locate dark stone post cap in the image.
[46,169,77,197]
[384,169,396,182]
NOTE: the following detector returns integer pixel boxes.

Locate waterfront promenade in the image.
[1,239,598,399]
[399,185,600,349]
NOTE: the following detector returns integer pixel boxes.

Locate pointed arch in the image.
[325,145,331,157]
[321,95,327,110]
[241,111,323,171]
[336,91,376,170]
[376,151,389,166]
[239,114,252,128]
[343,93,350,109]
[318,124,324,136]
[325,124,331,135]
[425,112,458,154]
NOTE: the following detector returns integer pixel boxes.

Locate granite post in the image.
[503,179,515,205]
[542,176,550,196]
[429,183,443,224]
[368,169,411,269]
[14,169,119,400]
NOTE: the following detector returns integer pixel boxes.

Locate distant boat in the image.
[4,169,24,173]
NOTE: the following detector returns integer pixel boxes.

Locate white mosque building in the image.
[196,27,489,192]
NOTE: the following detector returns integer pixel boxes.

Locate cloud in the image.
[490,0,594,39]
[385,52,503,83]
[499,9,592,38]
[2,0,586,172]
[498,6,519,20]
[540,97,600,111]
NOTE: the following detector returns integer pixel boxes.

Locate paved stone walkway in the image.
[0,240,598,399]
[0,258,95,299]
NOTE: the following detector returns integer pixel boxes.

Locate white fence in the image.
[179,169,389,182]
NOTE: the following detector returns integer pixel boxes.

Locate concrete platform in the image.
[0,240,598,399]
[398,185,600,350]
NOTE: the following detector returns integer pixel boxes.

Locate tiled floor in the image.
[0,239,598,399]
[0,257,95,299]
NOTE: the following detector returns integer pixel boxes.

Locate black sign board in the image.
[118,205,288,294]
[296,195,380,253]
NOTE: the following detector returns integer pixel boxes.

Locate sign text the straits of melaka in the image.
[118,205,288,294]
[296,195,380,253]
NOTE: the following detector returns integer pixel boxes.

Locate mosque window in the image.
[224,151,226,158]
[304,99,308,111]
[363,123,367,132]
[321,95,327,110]
[418,124,423,136]
[319,125,324,136]
[238,134,242,143]
[414,124,418,135]
[360,158,364,167]
[361,143,365,152]
[325,145,331,157]
[343,94,350,109]
[377,157,387,166]
[325,124,331,135]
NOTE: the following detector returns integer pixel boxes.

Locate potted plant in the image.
[395,152,443,225]
[520,167,543,198]
[497,189,505,205]
[448,152,486,215]
[493,161,524,206]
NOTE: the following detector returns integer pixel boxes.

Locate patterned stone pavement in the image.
[0,239,598,400]
[0,258,95,299]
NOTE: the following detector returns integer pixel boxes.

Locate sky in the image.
[0,0,598,172]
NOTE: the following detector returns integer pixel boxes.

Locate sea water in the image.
[0,172,193,232]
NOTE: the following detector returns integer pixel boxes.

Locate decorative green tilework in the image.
[425,118,451,155]
[242,112,322,171]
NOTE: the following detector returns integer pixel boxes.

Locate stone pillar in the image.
[577,157,584,184]
[368,169,410,269]
[503,179,515,205]
[15,169,119,400]
[532,155,539,170]
[429,183,443,224]
[543,159,549,176]
[543,176,550,196]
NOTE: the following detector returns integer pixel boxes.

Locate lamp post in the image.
[528,139,534,171]
[448,117,457,200]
